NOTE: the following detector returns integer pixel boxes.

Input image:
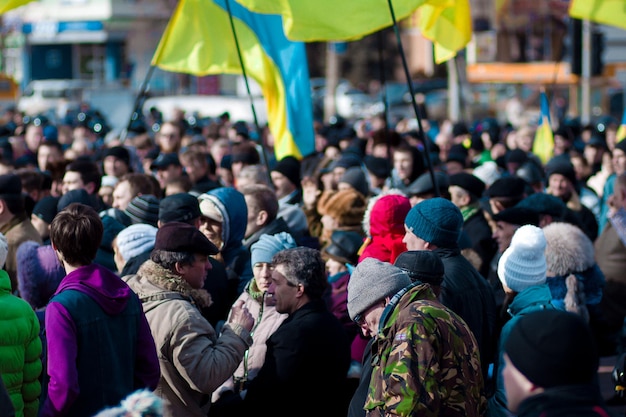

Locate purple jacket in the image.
[41,263,159,417]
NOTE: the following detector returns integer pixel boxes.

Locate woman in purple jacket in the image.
[41,203,160,417]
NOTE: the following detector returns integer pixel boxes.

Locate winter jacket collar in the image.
[136,260,212,308]
[378,282,436,334]
[508,284,555,317]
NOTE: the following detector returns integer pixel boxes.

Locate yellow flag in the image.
[0,0,33,13]
[236,0,454,41]
[532,91,554,165]
[617,109,626,144]
[152,0,315,160]
[418,0,472,64]
[569,0,626,30]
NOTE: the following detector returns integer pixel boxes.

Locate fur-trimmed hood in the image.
[361,189,407,237]
[543,222,595,276]
[133,260,212,308]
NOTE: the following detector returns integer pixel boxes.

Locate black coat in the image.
[436,246,497,379]
[516,384,610,417]
[243,299,351,417]
[463,210,497,278]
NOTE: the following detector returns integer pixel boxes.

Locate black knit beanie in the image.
[504,309,598,388]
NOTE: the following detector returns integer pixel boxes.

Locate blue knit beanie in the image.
[404,197,463,248]
[251,232,297,266]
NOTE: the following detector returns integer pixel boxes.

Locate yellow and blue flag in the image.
[0,0,33,13]
[418,0,472,64]
[152,0,314,160]
[236,0,469,63]
[569,0,626,31]
[532,91,554,165]
[617,109,626,144]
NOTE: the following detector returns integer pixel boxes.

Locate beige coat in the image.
[124,261,252,417]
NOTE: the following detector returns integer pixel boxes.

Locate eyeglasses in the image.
[353,313,365,326]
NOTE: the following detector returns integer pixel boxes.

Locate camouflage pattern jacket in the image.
[365,282,487,417]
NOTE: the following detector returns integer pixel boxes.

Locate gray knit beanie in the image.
[116,223,158,261]
[404,197,463,248]
[339,166,370,197]
[347,257,411,320]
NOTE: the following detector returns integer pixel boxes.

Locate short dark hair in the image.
[272,247,327,299]
[120,173,157,197]
[240,183,278,223]
[50,202,103,266]
[65,159,102,193]
[151,249,195,271]
[17,168,48,194]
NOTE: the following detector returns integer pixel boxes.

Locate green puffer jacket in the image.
[0,269,42,417]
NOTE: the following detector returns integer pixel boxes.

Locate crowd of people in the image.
[0,101,624,417]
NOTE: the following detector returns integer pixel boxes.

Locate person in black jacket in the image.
[241,247,351,417]
[403,197,497,383]
[502,309,609,417]
[449,172,497,278]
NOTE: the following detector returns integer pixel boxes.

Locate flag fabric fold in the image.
[236,0,469,63]
[532,91,554,165]
[152,0,314,160]
[569,0,626,31]
[0,0,33,13]
[617,109,626,144]
[418,0,472,64]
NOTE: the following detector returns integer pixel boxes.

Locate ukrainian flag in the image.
[569,0,626,31]
[532,91,554,165]
[152,0,314,160]
[418,0,472,64]
[617,109,626,144]
[0,0,33,13]
[236,0,469,63]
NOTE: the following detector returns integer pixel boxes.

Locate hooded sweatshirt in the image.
[200,187,253,297]
[359,193,410,264]
[41,263,159,417]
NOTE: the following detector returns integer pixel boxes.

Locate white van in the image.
[141,94,267,124]
[17,79,91,119]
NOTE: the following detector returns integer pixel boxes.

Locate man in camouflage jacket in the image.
[347,257,487,417]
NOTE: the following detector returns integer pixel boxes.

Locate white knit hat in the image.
[498,225,547,293]
[116,224,158,262]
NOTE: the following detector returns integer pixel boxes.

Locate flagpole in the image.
[223,0,273,181]
[385,0,439,197]
[120,64,156,144]
[376,31,390,131]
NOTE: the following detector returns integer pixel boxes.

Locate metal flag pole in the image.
[120,64,155,144]
[385,0,439,197]
[223,0,273,184]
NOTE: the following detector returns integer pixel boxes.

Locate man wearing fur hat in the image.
[403,197,496,381]
[123,222,254,417]
[347,257,486,417]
